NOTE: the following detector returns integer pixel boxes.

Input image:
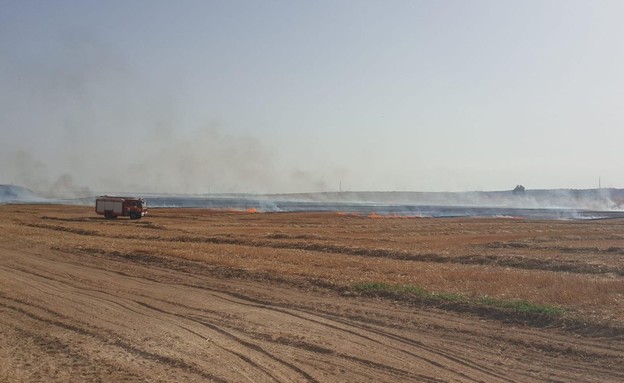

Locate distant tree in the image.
[513,185,526,194]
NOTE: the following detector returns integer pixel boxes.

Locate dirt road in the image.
[1,243,623,382]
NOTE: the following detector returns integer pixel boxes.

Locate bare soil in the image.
[1,205,623,382]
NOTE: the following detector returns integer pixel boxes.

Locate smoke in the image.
[278,188,623,211]
[0,29,261,194]
[3,26,618,197]
[9,151,47,193]
[0,27,354,194]
[286,166,351,194]
[47,174,92,199]
[123,125,277,194]
[1,151,92,198]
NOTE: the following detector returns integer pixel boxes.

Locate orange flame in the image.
[246,208,258,214]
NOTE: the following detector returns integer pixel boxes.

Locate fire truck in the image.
[95,196,147,219]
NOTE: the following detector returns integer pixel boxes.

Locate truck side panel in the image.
[96,200,123,215]
[112,201,123,214]
[96,200,108,214]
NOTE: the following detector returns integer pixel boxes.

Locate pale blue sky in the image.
[1,0,623,193]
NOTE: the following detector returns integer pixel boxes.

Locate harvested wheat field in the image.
[1,204,624,382]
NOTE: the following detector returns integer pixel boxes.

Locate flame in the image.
[246,208,258,214]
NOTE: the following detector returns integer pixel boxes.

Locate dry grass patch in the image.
[2,204,624,323]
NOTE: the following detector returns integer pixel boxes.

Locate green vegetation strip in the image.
[352,282,565,317]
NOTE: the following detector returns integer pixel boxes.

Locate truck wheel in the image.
[130,213,140,220]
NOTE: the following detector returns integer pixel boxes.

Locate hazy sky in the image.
[1,0,623,194]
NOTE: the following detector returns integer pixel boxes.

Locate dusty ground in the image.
[1,204,623,382]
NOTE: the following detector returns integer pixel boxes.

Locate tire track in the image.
[1,324,145,383]
[9,248,618,382]
[0,299,229,383]
[134,301,319,383]
[188,291,517,383]
[1,250,489,382]
[139,281,623,382]
[1,257,324,382]
[2,243,623,382]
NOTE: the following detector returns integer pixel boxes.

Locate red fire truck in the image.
[95,196,147,219]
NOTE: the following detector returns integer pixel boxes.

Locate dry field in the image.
[1,204,624,382]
